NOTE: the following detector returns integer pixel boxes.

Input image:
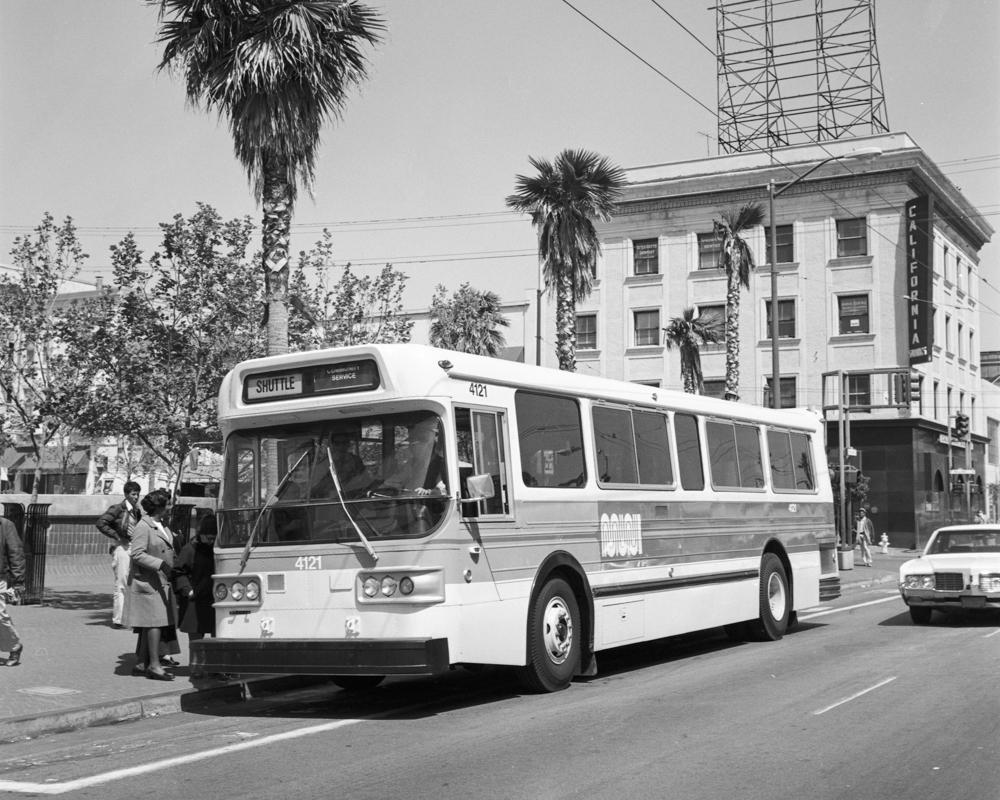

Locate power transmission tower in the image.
[716,0,890,154]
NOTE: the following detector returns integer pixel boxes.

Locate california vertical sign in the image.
[906,195,933,365]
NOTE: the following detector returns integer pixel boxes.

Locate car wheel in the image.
[518,577,580,693]
[908,606,933,625]
[746,553,790,641]
[332,675,385,691]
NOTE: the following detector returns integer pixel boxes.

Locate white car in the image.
[899,525,1000,624]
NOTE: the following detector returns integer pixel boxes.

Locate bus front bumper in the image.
[191,638,450,677]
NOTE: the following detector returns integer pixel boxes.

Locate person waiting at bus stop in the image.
[96,480,142,628]
[0,513,25,666]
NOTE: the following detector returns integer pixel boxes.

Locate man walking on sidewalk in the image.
[0,513,25,666]
[96,481,142,628]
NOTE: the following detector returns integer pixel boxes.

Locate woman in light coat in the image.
[125,489,178,680]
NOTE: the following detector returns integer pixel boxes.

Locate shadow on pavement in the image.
[40,589,111,612]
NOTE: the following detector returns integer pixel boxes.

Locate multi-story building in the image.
[569,133,993,548]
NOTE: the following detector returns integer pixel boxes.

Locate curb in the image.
[0,676,325,744]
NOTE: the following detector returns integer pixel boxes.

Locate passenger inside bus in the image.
[316,428,375,499]
[380,419,447,496]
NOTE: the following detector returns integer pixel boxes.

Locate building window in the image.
[958,322,964,360]
[847,374,871,408]
[764,224,794,264]
[836,217,868,257]
[698,232,722,270]
[703,379,726,400]
[838,294,870,334]
[633,309,660,347]
[933,380,939,420]
[945,314,952,354]
[763,377,797,408]
[576,314,597,351]
[989,418,999,466]
[764,299,796,339]
[942,245,949,280]
[633,238,659,275]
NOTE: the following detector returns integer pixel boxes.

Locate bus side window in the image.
[515,391,585,489]
[674,413,704,490]
[455,407,509,516]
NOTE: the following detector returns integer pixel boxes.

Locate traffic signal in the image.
[908,371,921,403]
[953,412,969,439]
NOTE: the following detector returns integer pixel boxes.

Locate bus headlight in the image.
[231,581,245,601]
[214,582,229,602]
[356,569,445,604]
[245,580,261,601]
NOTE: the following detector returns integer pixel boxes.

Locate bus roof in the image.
[219,343,822,431]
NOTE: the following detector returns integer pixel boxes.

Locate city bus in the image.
[193,344,839,692]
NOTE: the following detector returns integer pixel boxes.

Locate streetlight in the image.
[767,146,882,408]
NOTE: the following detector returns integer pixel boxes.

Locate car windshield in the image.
[217,410,450,547]
[926,529,1000,555]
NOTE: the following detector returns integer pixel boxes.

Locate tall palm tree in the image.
[505,149,625,371]
[664,306,725,393]
[153,0,385,355]
[714,201,764,401]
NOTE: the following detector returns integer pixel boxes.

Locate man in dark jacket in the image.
[96,481,141,627]
[0,514,25,666]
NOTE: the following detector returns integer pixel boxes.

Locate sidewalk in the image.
[0,549,915,744]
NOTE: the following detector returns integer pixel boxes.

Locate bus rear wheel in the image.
[518,577,581,693]
[332,675,385,692]
[747,553,790,641]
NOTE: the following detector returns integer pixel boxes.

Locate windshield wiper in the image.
[326,446,379,563]
[238,448,311,574]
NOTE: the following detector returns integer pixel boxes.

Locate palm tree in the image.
[152,1,384,355]
[505,149,625,371]
[429,283,510,357]
[714,201,764,401]
[664,306,725,393]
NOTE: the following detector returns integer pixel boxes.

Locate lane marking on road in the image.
[983,628,1000,638]
[813,676,897,715]
[798,595,899,620]
[0,717,368,794]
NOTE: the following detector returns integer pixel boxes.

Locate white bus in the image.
[194,344,839,692]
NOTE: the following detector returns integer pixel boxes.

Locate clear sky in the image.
[1,1,998,341]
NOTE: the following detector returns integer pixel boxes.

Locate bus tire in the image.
[908,606,933,625]
[332,675,385,691]
[748,553,790,641]
[518,577,581,693]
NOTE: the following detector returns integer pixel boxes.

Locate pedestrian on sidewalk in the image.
[96,481,142,628]
[125,489,179,681]
[0,514,25,666]
[173,514,218,677]
[855,508,874,567]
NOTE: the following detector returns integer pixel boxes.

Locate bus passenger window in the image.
[708,421,764,489]
[515,391,585,488]
[634,410,673,485]
[593,406,638,484]
[790,433,815,490]
[455,407,509,516]
[768,430,795,490]
[734,424,764,488]
[674,413,704,491]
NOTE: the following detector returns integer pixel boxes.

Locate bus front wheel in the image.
[747,553,790,641]
[518,577,581,693]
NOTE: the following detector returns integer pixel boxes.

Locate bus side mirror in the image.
[461,473,496,502]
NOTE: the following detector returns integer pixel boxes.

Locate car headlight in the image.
[979,575,1000,592]
[903,574,934,590]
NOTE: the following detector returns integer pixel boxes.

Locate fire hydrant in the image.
[879,532,889,554]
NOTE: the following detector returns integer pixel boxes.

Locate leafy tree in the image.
[506,149,625,371]
[714,202,764,401]
[58,204,263,495]
[288,230,412,350]
[152,0,385,356]
[664,306,724,394]
[429,282,509,356]
[0,213,92,502]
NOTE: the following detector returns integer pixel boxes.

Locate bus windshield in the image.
[218,409,450,547]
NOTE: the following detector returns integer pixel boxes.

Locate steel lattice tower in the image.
[716,0,889,153]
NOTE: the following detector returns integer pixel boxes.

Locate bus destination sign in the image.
[243,359,380,404]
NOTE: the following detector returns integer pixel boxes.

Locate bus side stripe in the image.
[591,568,758,599]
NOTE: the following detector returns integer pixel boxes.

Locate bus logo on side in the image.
[600,512,643,559]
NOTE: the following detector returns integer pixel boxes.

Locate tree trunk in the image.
[555,267,576,372]
[262,155,293,356]
[724,271,741,402]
